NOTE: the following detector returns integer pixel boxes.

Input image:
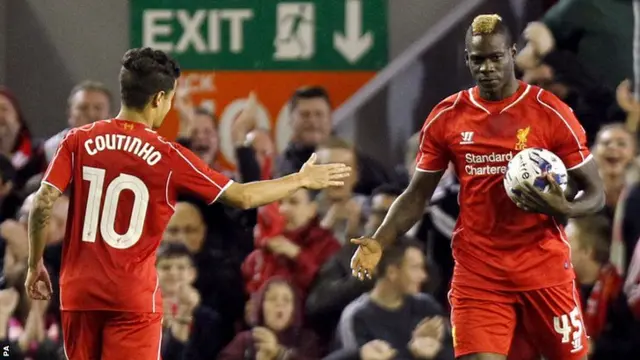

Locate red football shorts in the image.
[449,281,589,360]
[61,310,163,360]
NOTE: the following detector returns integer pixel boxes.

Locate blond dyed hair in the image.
[471,14,503,35]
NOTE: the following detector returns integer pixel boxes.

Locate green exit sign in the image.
[130,0,388,71]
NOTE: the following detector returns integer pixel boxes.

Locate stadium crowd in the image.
[0,1,640,359]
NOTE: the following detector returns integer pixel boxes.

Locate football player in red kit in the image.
[350,14,605,360]
[25,48,350,360]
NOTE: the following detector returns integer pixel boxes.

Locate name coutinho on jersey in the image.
[84,135,162,166]
[464,152,513,176]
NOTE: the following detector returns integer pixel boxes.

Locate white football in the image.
[503,148,568,202]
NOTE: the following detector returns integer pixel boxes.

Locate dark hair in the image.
[68,80,113,108]
[372,184,404,198]
[156,242,194,265]
[119,48,181,110]
[465,14,512,48]
[289,86,331,111]
[377,237,424,277]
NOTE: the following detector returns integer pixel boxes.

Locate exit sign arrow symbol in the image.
[333,0,373,64]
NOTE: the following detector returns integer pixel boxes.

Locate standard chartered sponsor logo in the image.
[464,152,513,176]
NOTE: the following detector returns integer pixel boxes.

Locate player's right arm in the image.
[220,153,350,209]
[351,98,455,279]
[373,98,455,248]
[171,143,350,209]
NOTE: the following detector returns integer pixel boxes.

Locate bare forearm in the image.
[236,173,307,208]
[27,185,60,269]
[373,191,428,248]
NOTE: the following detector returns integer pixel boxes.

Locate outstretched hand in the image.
[513,173,570,216]
[350,237,383,280]
[298,153,351,189]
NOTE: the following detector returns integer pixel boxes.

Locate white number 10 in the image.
[82,166,149,249]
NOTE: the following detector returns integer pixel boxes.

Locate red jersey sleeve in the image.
[42,130,75,193]
[416,93,460,172]
[169,142,233,204]
[537,90,591,170]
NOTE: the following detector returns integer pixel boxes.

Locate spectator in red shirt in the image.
[242,188,341,297]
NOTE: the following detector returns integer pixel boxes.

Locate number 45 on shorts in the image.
[553,306,586,353]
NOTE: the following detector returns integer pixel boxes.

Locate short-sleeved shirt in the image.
[43,119,232,312]
[417,82,591,290]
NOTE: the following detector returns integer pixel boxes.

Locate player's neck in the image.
[478,77,519,101]
[370,282,404,310]
[116,108,154,128]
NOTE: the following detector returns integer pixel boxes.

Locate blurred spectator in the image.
[0,155,19,223]
[337,238,454,360]
[231,92,286,244]
[615,79,640,134]
[517,0,634,91]
[0,286,60,359]
[520,51,621,145]
[0,88,40,189]
[316,138,366,242]
[276,86,390,195]
[158,243,223,360]
[592,124,638,220]
[567,217,640,359]
[242,189,340,296]
[43,81,113,163]
[0,288,22,359]
[306,186,407,347]
[1,195,31,290]
[322,340,397,360]
[164,200,247,346]
[174,88,227,175]
[364,185,402,235]
[218,277,321,359]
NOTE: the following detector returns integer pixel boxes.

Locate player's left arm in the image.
[27,183,62,269]
[543,91,605,217]
[564,159,605,217]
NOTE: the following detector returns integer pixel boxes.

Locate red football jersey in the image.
[42,119,232,312]
[417,82,591,291]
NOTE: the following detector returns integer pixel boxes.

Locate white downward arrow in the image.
[333,0,373,64]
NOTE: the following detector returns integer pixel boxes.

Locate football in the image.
[503,148,568,202]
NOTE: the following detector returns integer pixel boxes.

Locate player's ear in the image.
[510,44,517,57]
[464,50,470,67]
[151,91,165,108]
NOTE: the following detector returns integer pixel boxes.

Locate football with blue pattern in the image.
[503,148,568,203]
